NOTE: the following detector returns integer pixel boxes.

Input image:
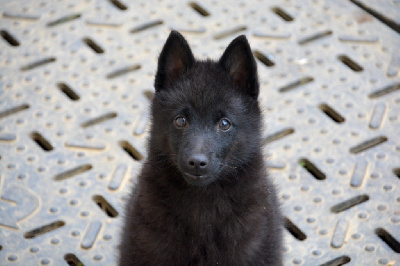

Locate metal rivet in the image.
[30,247,39,253]
[41,258,50,265]
[365,245,375,252]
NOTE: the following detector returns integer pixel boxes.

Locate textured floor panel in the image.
[0,0,399,265]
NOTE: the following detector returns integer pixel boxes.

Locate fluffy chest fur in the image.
[122,164,280,265]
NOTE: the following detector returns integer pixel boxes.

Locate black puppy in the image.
[119,31,282,265]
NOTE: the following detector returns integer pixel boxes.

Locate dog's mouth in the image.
[183,173,212,186]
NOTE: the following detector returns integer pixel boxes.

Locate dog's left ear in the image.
[219,36,259,99]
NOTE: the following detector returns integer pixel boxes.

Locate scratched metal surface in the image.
[0,0,399,265]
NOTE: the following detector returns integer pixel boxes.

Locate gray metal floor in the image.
[1,0,399,265]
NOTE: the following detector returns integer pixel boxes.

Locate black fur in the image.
[119,31,282,265]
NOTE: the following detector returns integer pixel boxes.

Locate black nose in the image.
[187,154,208,171]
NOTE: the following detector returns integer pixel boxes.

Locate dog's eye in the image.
[219,118,231,131]
[174,116,187,128]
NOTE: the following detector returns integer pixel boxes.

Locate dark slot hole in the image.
[375,228,400,253]
[93,195,118,218]
[320,255,351,266]
[271,7,294,21]
[318,103,345,123]
[30,131,53,151]
[214,26,247,40]
[20,57,56,71]
[81,112,117,128]
[338,35,379,43]
[85,20,122,28]
[172,28,206,34]
[24,221,65,239]
[278,76,314,93]
[298,30,332,45]
[130,20,163,34]
[284,217,307,241]
[64,142,105,151]
[299,158,326,180]
[349,136,388,154]
[143,90,154,101]
[106,64,141,79]
[119,140,143,161]
[0,30,20,46]
[0,104,29,119]
[393,168,400,178]
[83,37,104,54]
[264,128,294,145]
[64,253,84,266]
[57,82,80,101]
[368,83,400,99]
[47,13,81,27]
[331,194,369,213]
[54,164,92,181]
[253,50,275,67]
[252,32,291,39]
[0,133,16,142]
[0,245,2,251]
[338,55,363,72]
[109,0,127,10]
[349,0,400,34]
[189,2,210,17]
[2,12,40,21]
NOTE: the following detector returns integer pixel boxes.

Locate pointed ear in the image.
[219,35,259,99]
[154,31,195,92]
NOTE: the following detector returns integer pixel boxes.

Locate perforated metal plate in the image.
[0,0,399,265]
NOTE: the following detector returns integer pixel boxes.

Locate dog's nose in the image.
[187,154,208,170]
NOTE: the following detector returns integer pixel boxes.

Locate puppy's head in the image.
[151,31,261,186]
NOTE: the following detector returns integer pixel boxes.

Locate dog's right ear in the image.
[154,31,195,92]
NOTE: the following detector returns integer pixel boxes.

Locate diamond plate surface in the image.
[0,0,400,265]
